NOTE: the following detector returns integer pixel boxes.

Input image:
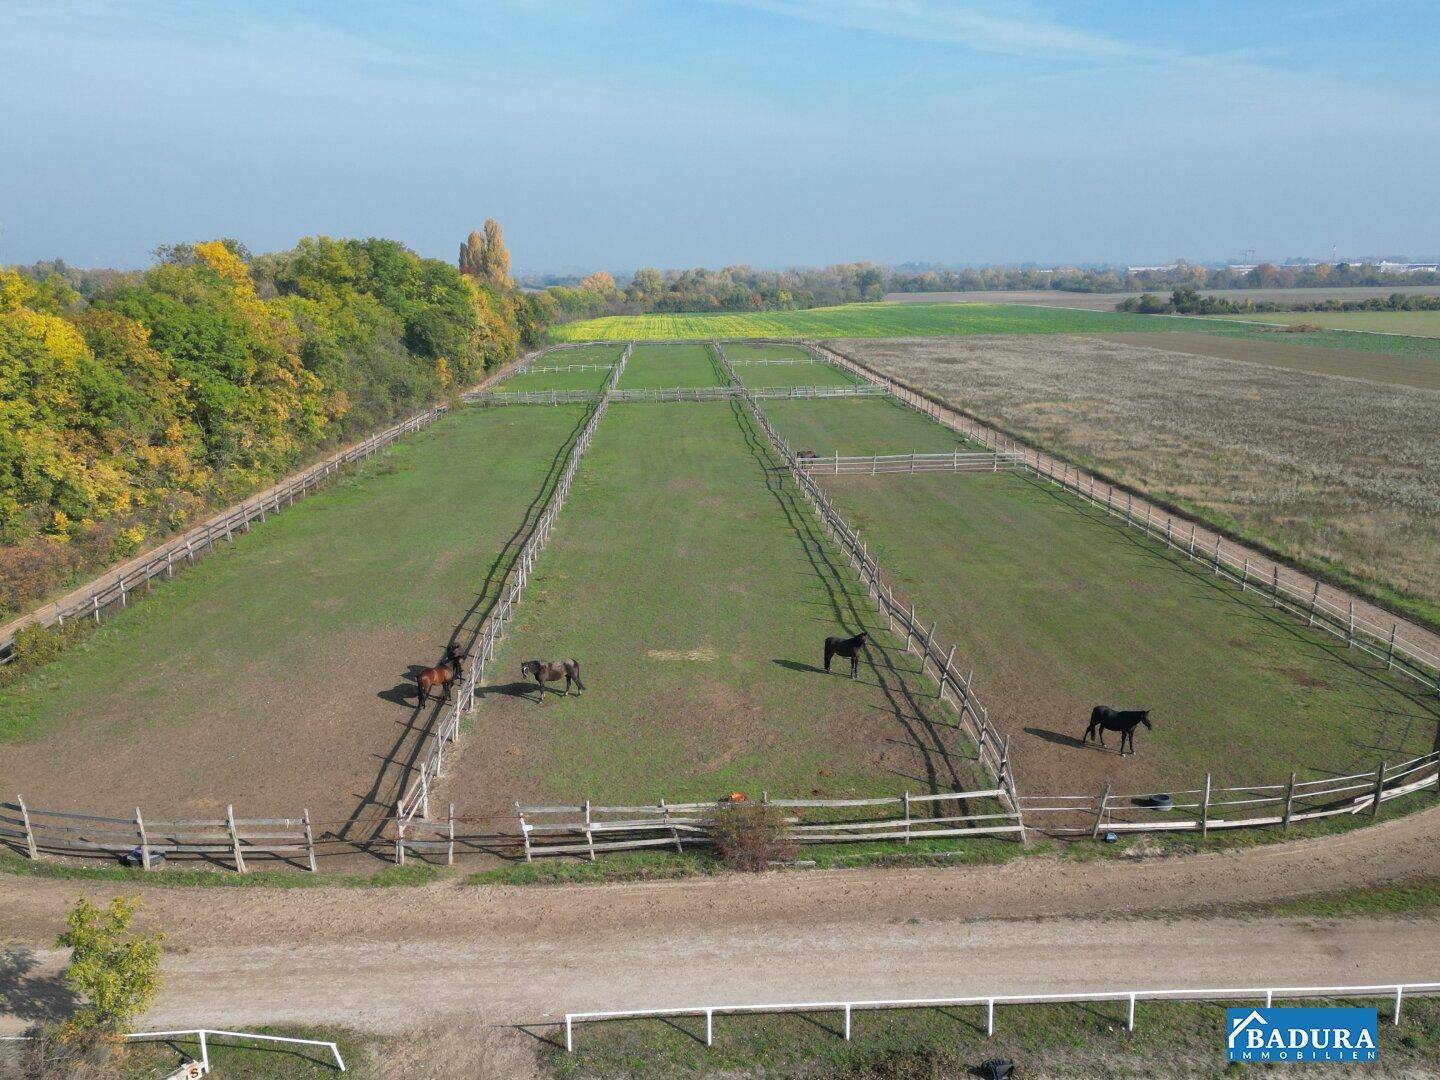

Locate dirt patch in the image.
[646,646,718,662]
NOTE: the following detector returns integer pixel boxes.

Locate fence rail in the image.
[393,344,633,850]
[1028,749,1440,837]
[0,799,314,871]
[714,344,1019,814]
[800,450,1026,475]
[563,979,1440,1052]
[816,344,1440,693]
[471,383,889,407]
[516,788,1021,860]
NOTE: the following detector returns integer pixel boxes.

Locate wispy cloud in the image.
[717,0,1153,62]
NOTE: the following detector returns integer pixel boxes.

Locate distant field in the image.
[618,342,728,388]
[885,285,1440,309]
[445,401,986,814]
[552,303,1440,366]
[832,335,1440,628]
[1211,310,1440,338]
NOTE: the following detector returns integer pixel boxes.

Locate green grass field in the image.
[502,366,613,392]
[758,400,1440,794]
[549,996,1440,1079]
[551,302,1440,364]
[723,343,813,360]
[0,405,591,818]
[1212,309,1440,337]
[532,343,628,366]
[731,360,861,388]
[447,400,988,813]
[764,396,984,456]
[617,343,728,388]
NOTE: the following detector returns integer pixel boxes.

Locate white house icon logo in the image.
[1228,1010,1268,1048]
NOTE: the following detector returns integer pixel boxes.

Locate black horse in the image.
[1084,706,1152,755]
[521,659,585,700]
[823,631,869,678]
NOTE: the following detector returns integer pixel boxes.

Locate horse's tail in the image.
[571,660,585,692]
[823,640,834,671]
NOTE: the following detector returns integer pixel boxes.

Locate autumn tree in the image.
[56,895,164,1036]
[578,270,617,296]
[458,229,486,278]
[479,218,511,285]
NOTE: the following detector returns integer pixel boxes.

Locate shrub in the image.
[54,896,163,1038]
[708,802,797,871]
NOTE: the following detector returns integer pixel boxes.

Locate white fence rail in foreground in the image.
[800,450,1026,475]
[516,787,1020,860]
[816,343,1440,694]
[393,344,633,853]
[563,980,1440,1052]
[125,1028,346,1074]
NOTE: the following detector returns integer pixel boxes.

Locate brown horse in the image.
[521,658,585,700]
[416,645,463,705]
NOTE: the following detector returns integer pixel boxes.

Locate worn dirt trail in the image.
[3,806,1439,1036]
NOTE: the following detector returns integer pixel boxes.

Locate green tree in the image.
[55,896,164,1036]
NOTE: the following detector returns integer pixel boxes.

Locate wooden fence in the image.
[1025,749,1440,837]
[516,787,1022,860]
[0,345,562,664]
[471,384,890,407]
[712,344,1019,808]
[815,343,1440,694]
[0,799,315,871]
[727,357,831,365]
[800,450,1026,475]
[0,407,442,663]
[393,344,633,858]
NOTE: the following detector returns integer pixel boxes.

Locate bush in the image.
[708,802,797,871]
[54,896,163,1038]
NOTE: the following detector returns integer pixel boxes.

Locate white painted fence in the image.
[124,1028,346,1073]
[563,980,1440,1052]
[799,450,1026,475]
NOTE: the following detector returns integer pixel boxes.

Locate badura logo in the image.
[1225,1007,1377,1062]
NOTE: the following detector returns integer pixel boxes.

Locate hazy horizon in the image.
[4,1,1438,273]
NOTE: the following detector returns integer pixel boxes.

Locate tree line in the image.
[1118,287,1440,315]
[1,222,545,617]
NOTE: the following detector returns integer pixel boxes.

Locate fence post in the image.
[518,803,532,862]
[1372,761,1387,817]
[1386,623,1397,670]
[1270,564,1280,605]
[1308,580,1321,626]
[1348,599,1355,646]
[135,808,151,871]
[16,795,38,860]
[227,804,246,873]
[1200,773,1211,838]
[1394,986,1404,1025]
[584,800,596,861]
[447,802,455,866]
[987,998,995,1037]
[1241,556,1250,591]
[940,645,956,699]
[1092,784,1111,839]
[396,817,406,866]
[303,809,318,872]
[1127,993,1136,1032]
[1282,772,1296,830]
[920,622,937,676]
[903,792,911,844]
[705,1009,713,1046]
[844,1003,852,1040]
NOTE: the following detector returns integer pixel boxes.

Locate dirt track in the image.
[4,805,1439,1037]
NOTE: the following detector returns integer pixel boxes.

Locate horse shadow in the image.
[773,658,828,676]
[376,665,429,708]
[482,680,545,701]
[1023,726,1094,751]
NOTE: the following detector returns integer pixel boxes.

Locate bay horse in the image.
[416,644,463,705]
[521,658,585,700]
[823,631,868,678]
[1084,706,1152,755]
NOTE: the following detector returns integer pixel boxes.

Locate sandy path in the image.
[3,805,1439,1035]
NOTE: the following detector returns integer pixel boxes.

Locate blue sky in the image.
[2,1,1437,272]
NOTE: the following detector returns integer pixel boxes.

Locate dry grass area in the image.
[830,335,1440,625]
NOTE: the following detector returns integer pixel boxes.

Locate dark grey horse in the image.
[521,659,585,700]
[823,631,869,678]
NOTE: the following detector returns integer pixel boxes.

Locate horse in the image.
[416,644,463,705]
[521,658,585,700]
[1084,706,1152,755]
[823,631,869,678]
